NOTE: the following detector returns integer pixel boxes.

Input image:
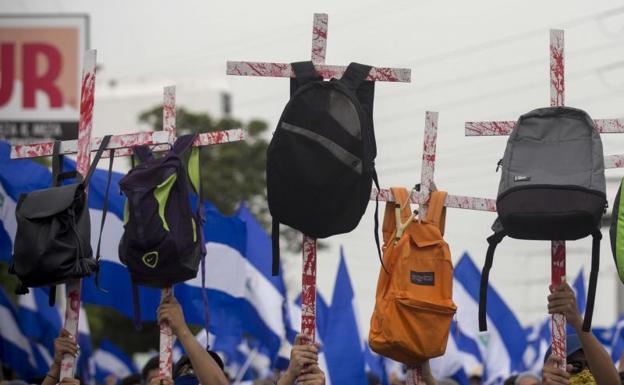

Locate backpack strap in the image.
[425,191,448,236]
[132,280,142,330]
[272,220,280,276]
[133,145,154,163]
[52,141,78,186]
[372,171,383,271]
[291,61,322,86]
[48,286,56,307]
[94,148,115,291]
[340,63,372,92]
[479,231,506,332]
[83,135,113,185]
[383,187,412,244]
[583,230,602,332]
[171,133,197,156]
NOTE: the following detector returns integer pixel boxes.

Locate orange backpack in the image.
[369,187,457,365]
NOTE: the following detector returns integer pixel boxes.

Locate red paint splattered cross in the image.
[463,30,624,370]
[226,11,412,380]
[10,52,245,379]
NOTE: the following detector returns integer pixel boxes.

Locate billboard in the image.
[0,15,89,143]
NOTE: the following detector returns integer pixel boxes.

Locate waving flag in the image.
[454,253,527,385]
[323,248,367,385]
[0,140,290,368]
[430,322,471,385]
[0,287,40,379]
[94,339,138,383]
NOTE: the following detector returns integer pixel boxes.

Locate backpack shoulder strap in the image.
[479,230,506,331]
[291,61,322,84]
[382,187,412,244]
[583,230,602,332]
[132,280,142,331]
[425,191,448,235]
[133,145,154,163]
[171,133,197,156]
[290,61,323,96]
[83,135,112,185]
[340,63,372,92]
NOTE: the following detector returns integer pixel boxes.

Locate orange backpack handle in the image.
[382,188,413,245]
[425,190,448,236]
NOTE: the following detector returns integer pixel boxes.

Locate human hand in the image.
[547,282,583,330]
[157,295,188,336]
[53,329,79,366]
[297,365,325,385]
[59,377,80,385]
[148,376,173,385]
[285,335,320,380]
[543,356,573,385]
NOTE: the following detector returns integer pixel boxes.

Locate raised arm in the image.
[547,282,619,385]
[157,295,228,385]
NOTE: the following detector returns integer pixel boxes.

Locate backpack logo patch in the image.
[410,271,434,286]
[514,175,531,182]
[142,251,159,268]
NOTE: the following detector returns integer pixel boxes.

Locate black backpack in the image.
[10,135,114,305]
[118,134,208,327]
[480,107,607,332]
[267,61,380,275]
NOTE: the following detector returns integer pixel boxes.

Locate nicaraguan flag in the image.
[93,339,138,383]
[0,286,40,379]
[323,248,367,385]
[454,253,527,385]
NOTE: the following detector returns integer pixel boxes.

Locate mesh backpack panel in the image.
[480,107,606,333]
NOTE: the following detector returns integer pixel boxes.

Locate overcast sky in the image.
[3,0,624,333]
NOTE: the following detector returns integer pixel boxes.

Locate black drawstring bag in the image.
[10,135,115,305]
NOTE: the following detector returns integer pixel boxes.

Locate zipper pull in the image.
[496,159,503,172]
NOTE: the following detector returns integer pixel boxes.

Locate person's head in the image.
[545,334,594,384]
[172,352,225,385]
[503,375,517,385]
[514,372,541,385]
[469,366,483,385]
[120,374,141,385]
[142,356,160,385]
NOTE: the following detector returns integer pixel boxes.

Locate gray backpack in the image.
[480,107,607,332]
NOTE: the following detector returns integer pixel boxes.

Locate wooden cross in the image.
[10,53,245,379]
[371,110,495,385]
[226,12,410,351]
[463,30,624,368]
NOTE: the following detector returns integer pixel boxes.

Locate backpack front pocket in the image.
[387,297,455,361]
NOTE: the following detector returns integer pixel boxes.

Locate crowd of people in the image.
[0,282,622,385]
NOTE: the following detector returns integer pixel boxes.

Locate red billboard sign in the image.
[0,15,89,143]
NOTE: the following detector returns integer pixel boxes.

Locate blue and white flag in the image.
[94,339,138,383]
[323,248,367,385]
[0,286,41,379]
[0,140,291,368]
[454,253,527,385]
[430,322,472,385]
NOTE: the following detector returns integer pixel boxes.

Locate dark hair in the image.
[503,375,518,385]
[142,356,160,383]
[173,352,225,379]
[121,373,142,385]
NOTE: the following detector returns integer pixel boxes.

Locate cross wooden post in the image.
[464,30,624,369]
[226,11,410,352]
[10,63,245,379]
[372,110,495,384]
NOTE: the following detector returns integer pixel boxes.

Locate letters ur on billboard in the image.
[0,15,89,143]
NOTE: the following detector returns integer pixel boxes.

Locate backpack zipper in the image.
[496,159,503,172]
